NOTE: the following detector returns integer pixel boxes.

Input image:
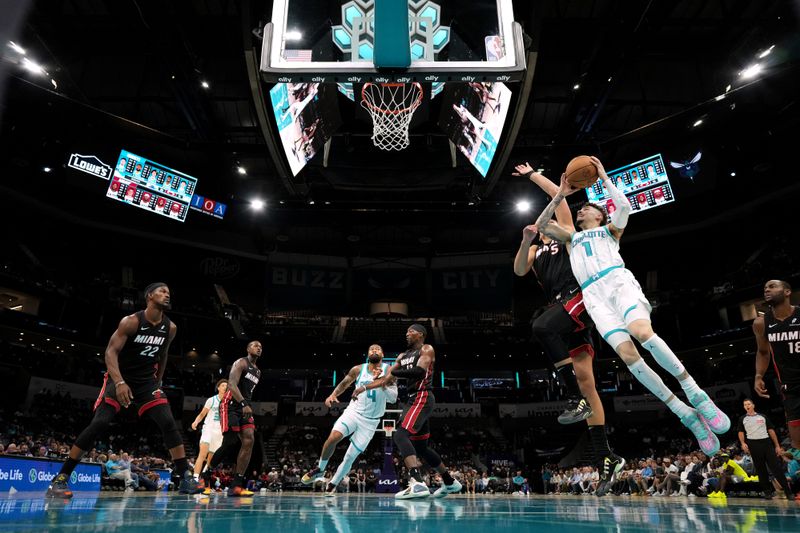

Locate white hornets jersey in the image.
[569,226,626,289]
[348,363,397,419]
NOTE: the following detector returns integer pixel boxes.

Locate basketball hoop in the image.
[361,82,423,151]
[382,424,395,437]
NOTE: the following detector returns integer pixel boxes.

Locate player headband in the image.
[144,282,168,297]
[409,324,427,336]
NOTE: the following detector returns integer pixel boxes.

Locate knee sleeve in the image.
[144,403,183,449]
[393,427,417,458]
[75,403,116,451]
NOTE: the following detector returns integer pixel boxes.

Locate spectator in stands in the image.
[465,469,477,494]
[356,469,366,493]
[105,453,137,492]
[5,443,18,454]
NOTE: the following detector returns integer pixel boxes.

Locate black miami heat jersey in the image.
[235,358,261,401]
[396,347,433,399]
[532,237,579,303]
[764,306,800,386]
[119,310,171,381]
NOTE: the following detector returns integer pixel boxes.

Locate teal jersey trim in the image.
[623,305,638,320]
[580,265,623,290]
[602,328,629,341]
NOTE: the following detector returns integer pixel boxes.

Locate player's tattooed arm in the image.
[752,317,771,398]
[326,365,361,406]
[514,162,575,232]
[354,362,399,397]
[535,173,581,243]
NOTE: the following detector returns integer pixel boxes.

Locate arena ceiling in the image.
[2,0,799,260]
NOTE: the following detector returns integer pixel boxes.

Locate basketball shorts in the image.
[333,409,381,452]
[399,391,435,438]
[781,384,800,426]
[93,372,169,417]
[582,268,652,349]
[220,396,255,433]
[200,421,224,452]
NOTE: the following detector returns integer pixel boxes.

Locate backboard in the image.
[261,0,525,83]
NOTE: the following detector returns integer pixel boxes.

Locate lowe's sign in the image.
[0,456,102,492]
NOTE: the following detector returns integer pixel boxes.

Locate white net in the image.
[360,83,423,151]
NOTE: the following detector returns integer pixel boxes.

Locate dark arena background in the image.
[1,0,800,531]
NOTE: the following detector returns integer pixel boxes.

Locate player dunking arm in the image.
[753,280,800,455]
[301,344,398,496]
[512,163,619,486]
[203,341,262,496]
[355,325,462,499]
[46,283,201,498]
[534,157,730,464]
[281,84,319,121]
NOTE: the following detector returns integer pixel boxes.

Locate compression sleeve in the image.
[604,177,631,229]
[391,366,426,380]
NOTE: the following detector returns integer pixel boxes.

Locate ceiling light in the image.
[8,41,25,55]
[730,171,736,177]
[757,45,775,59]
[249,199,265,210]
[42,167,52,173]
[285,30,303,41]
[739,63,762,79]
[201,80,210,89]
[237,166,246,175]
[21,58,45,75]
[572,84,580,90]
[308,199,315,205]
[725,84,731,92]
[50,79,57,89]
[515,200,531,213]
[692,119,703,127]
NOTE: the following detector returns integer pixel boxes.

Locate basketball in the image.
[565,156,599,188]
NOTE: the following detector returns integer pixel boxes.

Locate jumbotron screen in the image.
[585,154,675,215]
[106,150,197,222]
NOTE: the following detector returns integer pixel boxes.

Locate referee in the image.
[737,398,793,499]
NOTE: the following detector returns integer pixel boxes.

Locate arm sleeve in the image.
[384,384,399,403]
[603,177,631,229]
[391,366,426,380]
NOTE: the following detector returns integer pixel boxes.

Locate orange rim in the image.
[361,82,424,115]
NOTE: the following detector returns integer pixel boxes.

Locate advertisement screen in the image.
[585,154,675,214]
[438,82,512,177]
[0,455,102,492]
[269,83,342,176]
[107,150,197,222]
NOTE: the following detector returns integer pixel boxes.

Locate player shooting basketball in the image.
[534,156,730,494]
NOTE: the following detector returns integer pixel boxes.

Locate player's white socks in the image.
[642,335,704,399]
[330,443,361,487]
[318,458,329,471]
[627,358,691,418]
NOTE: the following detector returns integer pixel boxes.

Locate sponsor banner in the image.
[190,194,227,219]
[294,402,346,417]
[431,404,481,418]
[499,401,571,419]
[184,396,277,416]
[613,383,750,413]
[67,153,112,179]
[0,456,101,492]
[613,395,668,413]
[432,267,512,311]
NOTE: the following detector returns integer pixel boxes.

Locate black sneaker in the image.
[595,455,625,497]
[557,398,593,425]
[46,473,73,499]
[301,467,324,485]
[178,470,203,494]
